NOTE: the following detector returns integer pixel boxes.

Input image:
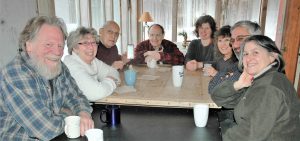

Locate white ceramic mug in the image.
[85,128,103,141]
[172,65,184,87]
[64,116,80,138]
[193,104,209,127]
[147,59,157,68]
[203,63,212,76]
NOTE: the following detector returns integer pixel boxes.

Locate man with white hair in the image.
[0,16,94,140]
[96,21,129,70]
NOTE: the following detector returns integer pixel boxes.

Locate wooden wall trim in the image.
[171,0,178,42]
[282,0,300,85]
[259,0,268,34]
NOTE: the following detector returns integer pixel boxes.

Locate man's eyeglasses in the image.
[149,33,163,38]
[230,35,250,45]
[106,30,120,37]
[78,41,98,46]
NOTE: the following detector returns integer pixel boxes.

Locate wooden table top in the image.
[94,65,219,108]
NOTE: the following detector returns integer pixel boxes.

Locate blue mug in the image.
[124,69,137,86]
[100,105,121,126]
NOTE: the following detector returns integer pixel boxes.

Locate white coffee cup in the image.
[203,64,212,76]
[147,59,157,68]
[172,65,184,87]
[193,103,209,127]
[64,116,80,138]
[85,128,103,141]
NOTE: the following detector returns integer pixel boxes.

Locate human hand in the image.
[145,56,155,63]
[121,53,130,63]
[197,62,203,69]
[112,61,125,70]
[78,111,94,136]
[186,60,198,71]
[106,76,120,86]
[203,66,217,77]
[233,71,253,91]
[143,51,161,60]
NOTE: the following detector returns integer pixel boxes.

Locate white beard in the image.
[29,55,62,80]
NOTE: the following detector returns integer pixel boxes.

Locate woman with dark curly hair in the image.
[185,15,216,71]
[204,25,238,77]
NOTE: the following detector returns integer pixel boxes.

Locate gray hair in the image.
[231,20,262,35]
[238,35,285,73]
[67,26,98,54]
[19,16,67,53]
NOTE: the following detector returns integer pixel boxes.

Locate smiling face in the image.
[231,27,250,56]
[74,34,97,64]
[242,41,275,76]
[198,23,212,40]
[217,36,233,58]
[26,24,64,79]
[148,25,164,48]
[99,22,120,48]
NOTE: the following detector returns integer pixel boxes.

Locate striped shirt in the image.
[0,53,92,140]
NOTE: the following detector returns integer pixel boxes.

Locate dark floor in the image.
[53,105,222,141]
[91,104,222,141]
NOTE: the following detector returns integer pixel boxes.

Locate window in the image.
[143,0,262,42]
[90,0,122,53]
[54,0,80,59]
[54,0,280,56]
[142,0,173,41]
[177,0,216,41]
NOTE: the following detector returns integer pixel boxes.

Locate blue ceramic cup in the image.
[100,105,121,126]
[124,69,137,86]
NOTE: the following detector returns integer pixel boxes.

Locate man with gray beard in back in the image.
[208,21,262,136]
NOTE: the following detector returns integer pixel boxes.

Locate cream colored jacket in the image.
[64,52,120,101]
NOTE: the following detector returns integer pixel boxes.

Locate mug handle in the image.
[100,110,108,123]
[64,125,69,136]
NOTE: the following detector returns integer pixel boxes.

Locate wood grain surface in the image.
[95,65,219,108]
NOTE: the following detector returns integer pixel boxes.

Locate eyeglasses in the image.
[230,35,250,45]
[78,41,98,46]
[106,30,120,37]
[149,33,163,38]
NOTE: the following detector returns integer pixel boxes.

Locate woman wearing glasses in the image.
[64,27,120,101]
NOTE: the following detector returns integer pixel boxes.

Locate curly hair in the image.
[19,16,67,54]
[213,25,236,61]
[67,27,98,54]
[193,15,216,38]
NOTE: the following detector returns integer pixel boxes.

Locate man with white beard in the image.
[0,16,94,140]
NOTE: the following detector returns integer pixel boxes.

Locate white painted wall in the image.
[0,0,37,68]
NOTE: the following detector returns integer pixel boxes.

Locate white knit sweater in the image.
[63,52,120,101]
